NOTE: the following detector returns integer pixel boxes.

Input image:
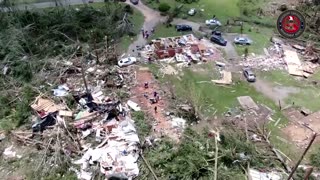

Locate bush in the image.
[158,3,171,13]
[310,148,320,168]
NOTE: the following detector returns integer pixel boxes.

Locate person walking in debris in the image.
[153,91,158,98]
[154,106,157,113]
[144,31,148,38]
[144,82,149,89]
[143,92,148,99]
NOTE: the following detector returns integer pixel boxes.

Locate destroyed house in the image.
[152,34,201,59]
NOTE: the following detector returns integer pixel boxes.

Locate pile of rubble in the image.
[1,47,190,179]
[0,54,148,180]
[240,38,320,76]
[240,56,286,71]
[140,34,222,64]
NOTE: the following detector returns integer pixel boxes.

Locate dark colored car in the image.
[130,0,139,5]
[210,35,227,46]
[211,30,222,36]
[175,24,192,32]
[243,68,256,82]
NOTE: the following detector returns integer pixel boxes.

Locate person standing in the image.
[154,106,157,113]
[141,28,145,37]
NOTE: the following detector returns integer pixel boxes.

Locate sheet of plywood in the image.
[212,71,232,85]
[237,96,259,110]
[31,98,64,113]
[283,50,304,76]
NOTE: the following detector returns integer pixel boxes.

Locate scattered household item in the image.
[127,100,141,111]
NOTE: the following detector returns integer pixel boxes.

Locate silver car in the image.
[243,68,256,82]
[234,37,252,45]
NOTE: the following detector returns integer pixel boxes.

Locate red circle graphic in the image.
[281,15,301,34]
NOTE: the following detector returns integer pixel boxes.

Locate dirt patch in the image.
[282,108,320,149]
[252,78,300,105]
[131,67,180,140]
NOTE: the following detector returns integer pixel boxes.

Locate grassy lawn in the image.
[259,70,320,112]
[229,24,274,55]
[148,63,300,158]
[143,0,240,23]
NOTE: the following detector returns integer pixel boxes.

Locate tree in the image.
[244,47,249,59]
[158,3,171,13]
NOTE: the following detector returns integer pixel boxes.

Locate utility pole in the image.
[93,31,100,65]
[287,133,317,180]
[80,53,89,94]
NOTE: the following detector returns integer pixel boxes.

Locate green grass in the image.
[143,0,240,23]
[259,70,320,112]
[119,9,144,52]
[229,23,274,55]
[10,0,40,5]
[151,24,192,39]
[164,66,283,118]
[149,64,299,159]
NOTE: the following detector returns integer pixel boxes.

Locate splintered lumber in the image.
[254,120,292,172]
[287,133,317,180]
[140,154,159,180]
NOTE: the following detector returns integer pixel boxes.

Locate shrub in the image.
[158,3,171,13]
[278,4,288,12]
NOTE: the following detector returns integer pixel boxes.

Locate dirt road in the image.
[125,2,165,56]
[131,67,179,140]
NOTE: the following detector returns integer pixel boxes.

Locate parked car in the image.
[210,35,227,46]
[118,57,137,67]
[88,0,93,3]
[188,8,196,16]
[130,0,139,5]
[211,30,222,36]
[205,19,222,26]
[234,37,252,45]
[243,68,256,82]
[175,24,192,32]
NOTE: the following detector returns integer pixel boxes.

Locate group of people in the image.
[141,27,155,39]
[143,82,160,113]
